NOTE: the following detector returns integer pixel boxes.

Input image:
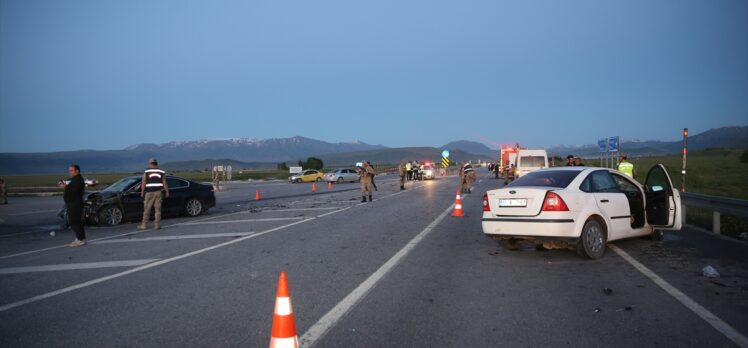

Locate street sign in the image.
[608,137,619,152]
[289,166,302,174]
[597,139,608,153]
[441,150,450,158]
[441,157,450,168]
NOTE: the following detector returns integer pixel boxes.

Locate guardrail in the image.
[680,192,748,234]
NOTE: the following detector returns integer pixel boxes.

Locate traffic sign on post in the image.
[442,150,450,158]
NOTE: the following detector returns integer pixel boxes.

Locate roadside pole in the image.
[682,128,688,192]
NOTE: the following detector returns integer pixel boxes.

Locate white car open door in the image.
[644,164,682,230]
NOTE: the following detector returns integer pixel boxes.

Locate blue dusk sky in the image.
[1,0,746,152]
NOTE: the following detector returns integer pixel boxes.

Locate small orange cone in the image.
[256,190,262,201]
[452,190,464,217]
[269,272,298,348]
[312,182,317,193]
[327,181,333,189]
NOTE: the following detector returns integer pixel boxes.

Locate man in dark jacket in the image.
[62,164,86,247]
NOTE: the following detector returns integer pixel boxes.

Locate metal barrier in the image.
[680,192,748,234]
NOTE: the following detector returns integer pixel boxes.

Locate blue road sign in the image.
[608,137,619,152]
[598,139,608,153]
[442,150,450,158]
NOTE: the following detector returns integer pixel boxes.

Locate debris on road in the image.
[702,265,721,279]
[49,231,55,236]
[594,307,601,313]
[739,232,748,241]
[616,306,633,312]
[603,288,613,295]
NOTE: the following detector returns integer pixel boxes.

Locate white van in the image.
[515,149,548,178]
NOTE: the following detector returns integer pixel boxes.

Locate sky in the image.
[1,0,747,153]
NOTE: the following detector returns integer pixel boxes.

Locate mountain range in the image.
[0,126,745,174]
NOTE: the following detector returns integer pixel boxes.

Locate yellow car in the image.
[288,169,325,183]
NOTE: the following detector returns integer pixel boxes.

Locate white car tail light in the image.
[542,192,569,211]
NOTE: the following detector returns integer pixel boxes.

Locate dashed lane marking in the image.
[609,244,748,348]
[92,233,256,244]
[180,217,306,226]
[0,259,159,275]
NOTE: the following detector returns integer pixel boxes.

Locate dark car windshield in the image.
[102,177,141,193]
[508,170,581,189]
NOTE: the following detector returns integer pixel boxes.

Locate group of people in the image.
[402,160,427,181]
[60,158,170,248]
[565,155,586,167]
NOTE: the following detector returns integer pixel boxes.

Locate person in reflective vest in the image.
[617,155,636,179]
[139,158,170,230]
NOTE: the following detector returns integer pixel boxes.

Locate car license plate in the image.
[499,199,527,207]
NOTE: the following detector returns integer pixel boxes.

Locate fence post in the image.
[713,211,721,234]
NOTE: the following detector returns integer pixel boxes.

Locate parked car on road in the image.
[324,169,359,183]
[515,149,548,179]
[481,165,682,259]
[422,162,437,180]
[60,175,216,226]
[288,170,325,183]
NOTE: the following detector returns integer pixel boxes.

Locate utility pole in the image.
[681,128,688,192]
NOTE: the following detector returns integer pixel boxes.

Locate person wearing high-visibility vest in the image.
[617,155,636,179]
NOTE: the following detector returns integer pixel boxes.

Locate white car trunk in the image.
[486,187,550,216]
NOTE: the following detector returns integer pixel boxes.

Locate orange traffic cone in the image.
[452,190,464,217]
[312,182,317,193]
[256,190,262,201]
[327,181,333,189]
[269,272,298,348]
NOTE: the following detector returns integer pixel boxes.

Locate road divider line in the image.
[609,244,748,348]
[260,207,339,212]
[6,209,60,217]
[0,217,318,313]
[180,217,306,226]
[0,259,160,275]
[0,208,256,260]
[300,201,456,347]
[92,233,256,244]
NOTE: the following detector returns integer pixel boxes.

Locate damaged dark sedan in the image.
[62,175,216,226]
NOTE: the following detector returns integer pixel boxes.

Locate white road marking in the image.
[0,259,159,275]
[180,217,306,226]
[0,209,253,260]
[6,209,59,217]
[316,207,352,218]
[0,218,317,313]
[300,201,456,347]
[92,233,255,244]
[609,245,748,348]
[261,207,338,212]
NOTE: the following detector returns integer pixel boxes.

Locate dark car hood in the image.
[85,191,119,202]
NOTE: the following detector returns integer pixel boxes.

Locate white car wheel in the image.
[577,219,606,259]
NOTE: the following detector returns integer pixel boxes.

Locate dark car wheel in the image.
[577,219,606,259]
[99,205,124,226]
[337,177,344,183]
[499,238,520,251]
[316,177,322,182]
[185,198,204,217]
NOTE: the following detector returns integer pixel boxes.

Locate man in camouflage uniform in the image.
[358,162,375,202]
[398,161,406,190]
[462,162,476,193]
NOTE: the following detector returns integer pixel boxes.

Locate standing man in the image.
[398,161,406,190]
[574,157,585,166]
[62,164,86,247]
[212,168,221,192]
[618,155,637,179]
[358,161,374,202]
[566,155,575,166]
[462,162,475,193]
[405,161,413,181]
[139,158,169,230]
[0,177,7,204]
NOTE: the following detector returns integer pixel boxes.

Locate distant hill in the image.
[160,159,277,172]
[317,147,493,167]
[441,140,498,157]
[548,126,748,158]
[0,136,386,174]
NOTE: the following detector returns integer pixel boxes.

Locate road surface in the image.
[1,174,747,347]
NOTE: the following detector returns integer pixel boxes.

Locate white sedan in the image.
[481,165,682,259]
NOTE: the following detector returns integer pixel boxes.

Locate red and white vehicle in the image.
[481,165,682,259]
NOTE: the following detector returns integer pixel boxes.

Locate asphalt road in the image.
[0,173,747,347]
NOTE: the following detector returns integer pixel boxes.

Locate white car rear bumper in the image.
[481,212,580,239]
